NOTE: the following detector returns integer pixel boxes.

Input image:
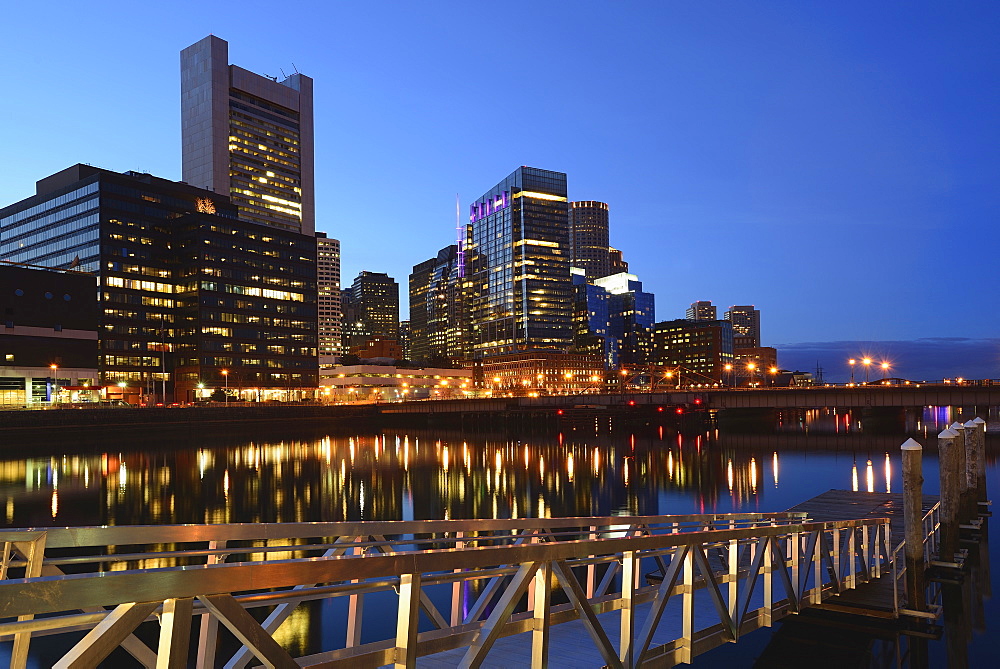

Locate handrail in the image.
[3,511,810,549]
[0,514,891,668]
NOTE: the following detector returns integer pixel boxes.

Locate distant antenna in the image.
[292,62,299,74]
[455,194,465,278]
[279,68,287,79]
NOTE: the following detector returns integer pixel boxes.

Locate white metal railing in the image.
[0,513,890,669]
[891,500,942,618]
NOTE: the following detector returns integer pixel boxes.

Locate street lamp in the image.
[862,358,872,384]
[881,361,890,381]
[221,369,229,404]
[848,359,856,385]
[746,362,757,388]
[724,363,733,388]
[49,364,58,404]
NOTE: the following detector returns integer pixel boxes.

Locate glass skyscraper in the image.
[468,167,573,357]
[0,165,317,402]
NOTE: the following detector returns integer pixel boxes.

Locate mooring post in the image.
[964,419,982,521]
[972,417,987,506]
[938,427,960,564]
[951,422,969,521]
[902,438,926,612]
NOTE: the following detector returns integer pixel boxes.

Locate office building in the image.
[468,167,572,357]
[686,300,717,321]
[569,201,610,279]
[651,319,734,385]
[347,271,399,345]
[320,364,472,402]
[316,233,342,357]
[725,305,761,348]
[0,165,317,403]
[482,351,604,395]
[608,247,628,275]
[594,272,655,366]
[181,35,315,235]
[571,270,617,369]
[409,245,470,364]
[1,263,98,405]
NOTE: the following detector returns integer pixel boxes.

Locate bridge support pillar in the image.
[716,408,777,432]
[859,407,906,433]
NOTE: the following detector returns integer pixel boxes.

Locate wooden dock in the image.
[788,490,939,619]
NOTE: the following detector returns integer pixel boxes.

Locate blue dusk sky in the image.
[2,1,998,380]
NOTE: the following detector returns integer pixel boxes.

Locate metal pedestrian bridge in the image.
[0,512,894,668]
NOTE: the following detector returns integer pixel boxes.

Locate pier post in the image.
[951,422,969,518]
[938,427,960,564]
[963,419,982,521]
[902,438,926,612]
[971,417,987,505]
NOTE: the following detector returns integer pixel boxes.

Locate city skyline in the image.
[3,1,998,379]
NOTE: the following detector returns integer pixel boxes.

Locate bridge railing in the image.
[0,512,890,669]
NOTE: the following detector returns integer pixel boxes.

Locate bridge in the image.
[380,384,1000,415]
[0,502,929,668]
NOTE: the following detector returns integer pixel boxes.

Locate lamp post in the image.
[49,364,58,404]
[118,381,127,405]
[769,366,778,387]
[724,363,733,388]
[862,357,872,384]
[746,362,757,388]
[881,362,890,381]
[848,358,856,385]
[221,369,229,404]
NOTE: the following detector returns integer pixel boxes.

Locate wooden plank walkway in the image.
[787,489,938,541]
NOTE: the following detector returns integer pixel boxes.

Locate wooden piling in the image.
[938,427,960,564]
[971,417,987,504]
[951,422,969,519]
[902,438,926,612]
[964,419,981,520]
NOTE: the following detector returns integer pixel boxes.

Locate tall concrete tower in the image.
[181,35,315,235]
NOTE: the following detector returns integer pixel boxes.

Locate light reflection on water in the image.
[0,429,959,528]
[2,407,998,667]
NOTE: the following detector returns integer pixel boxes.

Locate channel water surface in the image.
[1,406,997,667]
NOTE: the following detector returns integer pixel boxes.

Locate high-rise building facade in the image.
[725,305,761,348]
[608,247,629,275]
[409,245,469,363]
[348,271,399,343]
[594,272,655,366]
[181,35,315,235]
[468,167,572,357]
[686,300,717,321]
[316,233,342,357]
[569,201,610,279]
[0,165,317,402]
[651,318,734,384]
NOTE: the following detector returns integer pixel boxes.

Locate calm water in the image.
[2,406,997,667]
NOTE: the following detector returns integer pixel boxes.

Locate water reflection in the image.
[0,429,947,529]
[2,414,998,668]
